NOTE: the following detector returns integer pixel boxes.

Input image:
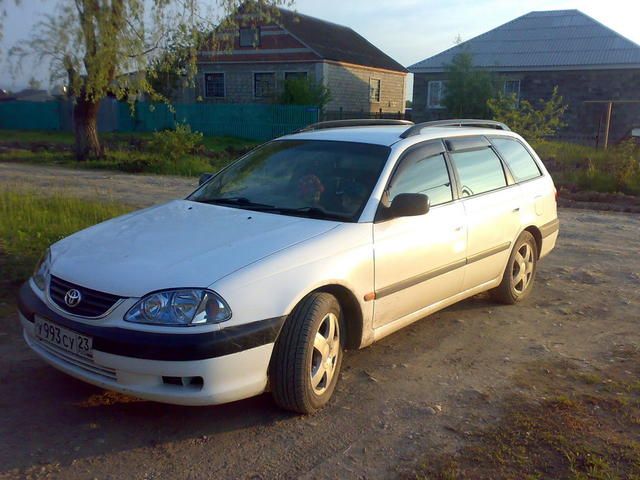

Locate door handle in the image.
[513,207,520,213]
[454,225,464,232]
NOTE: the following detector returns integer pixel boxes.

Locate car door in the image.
[445,136,522,291]
[490,136,555,224]
[373,140,467,328]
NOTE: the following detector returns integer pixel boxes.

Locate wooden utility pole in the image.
[584,99,640,149]
[603,101,613,149]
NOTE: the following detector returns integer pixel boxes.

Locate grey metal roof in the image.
[409,10,640,73]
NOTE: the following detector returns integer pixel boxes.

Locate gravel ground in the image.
[0,162,639,479]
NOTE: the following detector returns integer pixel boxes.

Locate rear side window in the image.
[388,152,453,207]
[451,148,507,197]
[491,138,541,182]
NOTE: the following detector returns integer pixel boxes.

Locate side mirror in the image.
[199,173,213,186]
[388,193,430,218]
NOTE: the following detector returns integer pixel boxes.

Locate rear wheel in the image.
[490,231,538,305]
[270,292,344,414]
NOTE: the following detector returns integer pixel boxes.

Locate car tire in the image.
[490,231,539,305]
[270,292,344,414]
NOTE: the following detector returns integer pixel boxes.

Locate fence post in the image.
[339,107,343,120]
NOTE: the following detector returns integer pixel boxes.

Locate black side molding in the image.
[18,282,286,361]
[374,242,512,300]
[540,218,560,238]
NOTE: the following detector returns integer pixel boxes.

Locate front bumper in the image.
[18,282,285,406]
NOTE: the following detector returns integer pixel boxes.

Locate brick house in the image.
[409,10,640,144]
[194,7,408,116]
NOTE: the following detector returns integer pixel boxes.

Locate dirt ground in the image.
[0,162,197,207]
[0,163,639,479]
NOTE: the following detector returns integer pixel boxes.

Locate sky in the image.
[2,0,640,97]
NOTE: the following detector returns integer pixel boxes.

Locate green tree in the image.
[11,0,293,160]
[279,77,330,109]
[487,86,568,143]
[443,52,495,118]
[27,77,42,90]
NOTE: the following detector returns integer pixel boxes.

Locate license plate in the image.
[34,317,93,359]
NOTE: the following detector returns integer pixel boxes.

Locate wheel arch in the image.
[313,284,363,350]
[276,284,364,351]
[523,225,542,258]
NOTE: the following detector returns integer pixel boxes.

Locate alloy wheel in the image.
[310,312,340,395]
[512,242,535,294]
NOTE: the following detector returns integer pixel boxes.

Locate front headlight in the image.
[124,289,231,326]
[33,248,51,291]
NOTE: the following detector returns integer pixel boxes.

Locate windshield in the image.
[188,140,391,222]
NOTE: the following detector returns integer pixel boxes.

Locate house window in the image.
[370,78,381,102]
[239,27,260,47]
[204,73,225,98]
[285,72,308,81]
[254,72,276,98]
[427,80,447,109]
[504,80,521,101]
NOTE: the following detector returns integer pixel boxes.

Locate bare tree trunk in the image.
[73,97,102,161]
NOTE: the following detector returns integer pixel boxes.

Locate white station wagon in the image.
[18,119,559,413]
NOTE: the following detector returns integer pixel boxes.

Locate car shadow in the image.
[0,362,295,473]
[0,292,505,474]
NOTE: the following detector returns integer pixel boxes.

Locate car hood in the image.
[50,200,339,297]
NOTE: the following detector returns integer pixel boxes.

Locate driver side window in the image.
[387,152,453,207]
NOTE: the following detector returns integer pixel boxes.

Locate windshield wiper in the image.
[267,206,351,221]
[197,197,275,209]
[197,198,350,221]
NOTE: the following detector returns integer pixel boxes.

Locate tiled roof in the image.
[409,10,640,73]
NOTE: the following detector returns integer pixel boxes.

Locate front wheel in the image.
[270,292,344,414]
[490,231,538,305]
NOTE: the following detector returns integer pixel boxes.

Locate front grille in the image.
[49,275,122,318]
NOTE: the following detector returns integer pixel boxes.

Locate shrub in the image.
[488,86,567,143]
[279,77,331,108]
[605,139,639,191]
[148,124,203,165]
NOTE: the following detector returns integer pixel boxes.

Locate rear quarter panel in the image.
[516,138,559,257]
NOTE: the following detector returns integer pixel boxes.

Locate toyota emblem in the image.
[64,289,82,308]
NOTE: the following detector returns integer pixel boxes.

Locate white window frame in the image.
[253,71,276,99]
[427,80,447,109]
[204,72,226,98]
[504,79,521,102]
[369,77,381,103]
[239,27,261,48]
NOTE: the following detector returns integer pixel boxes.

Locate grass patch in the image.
[412,347,640,480]
[0,130,258,177]
[0,130,75,145]
[534,140,640,196]
[0,188,132,300]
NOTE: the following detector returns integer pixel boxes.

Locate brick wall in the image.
[412,69,640,144]
[323,62,406,114]
[194,62,319,104]
[193,61,407,116]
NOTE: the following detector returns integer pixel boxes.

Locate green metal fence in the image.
[0,100,319,141]
[0,101,64,131]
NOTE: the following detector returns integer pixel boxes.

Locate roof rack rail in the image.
[400,119,511,138]
[298,119,414,133]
